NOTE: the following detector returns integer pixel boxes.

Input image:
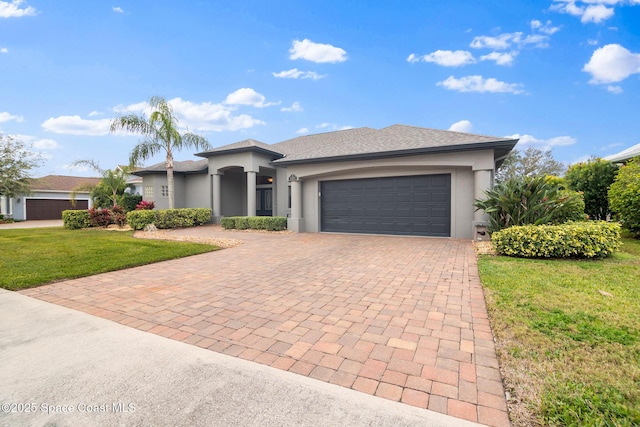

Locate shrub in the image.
[136,200,155,210]
[220,217,236,229]
[111,205,127,227]
[62,210,91,229]
[126,208,211,230]
[609,157,640,237]
[88,207,111,227]
[122,194,142,212]
[235,217,250,230]
[475,175,585,232]
[492,221,621,259]
[565,158,619,220]
[221,216,287,231]
[126,210,158,230]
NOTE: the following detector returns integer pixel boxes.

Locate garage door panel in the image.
[26,199,88,220]
[321,175,451,237]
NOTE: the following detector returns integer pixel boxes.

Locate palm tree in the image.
[110,96,210,209]
[71,159,129,207]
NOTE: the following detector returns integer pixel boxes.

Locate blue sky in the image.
[1,0,639,177]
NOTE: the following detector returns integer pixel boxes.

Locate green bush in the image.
[565,158,619,220]
[126,210,158,230]
[221,216,287,231]
[492,221,621,259]
[62,210,91,230]
[235,217,250,230]
[609,157,640,237]
[475,175,586,232]
[122,194,142,212]
[220,217,236,229]
[126,208,212,230]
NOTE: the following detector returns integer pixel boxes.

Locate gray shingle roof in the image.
[272,124,517,164]
[271,127,377,156]
[134,159,208,175]
[196,139,283,157]
[604,143,640,163]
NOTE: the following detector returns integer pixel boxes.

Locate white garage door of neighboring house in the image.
[26,199,89,220]
[320,174,451,237]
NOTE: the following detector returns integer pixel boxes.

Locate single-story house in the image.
[135,124,518,239]
[604,143,640,164]
[1,175,101,220]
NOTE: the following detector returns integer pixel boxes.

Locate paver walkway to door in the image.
[21,228,509,426]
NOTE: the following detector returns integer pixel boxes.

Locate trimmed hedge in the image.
[492,221,621,259]
[126,210,157,230]
[126,208,212,230]
[62,210,91,230]
[221,216,287,231]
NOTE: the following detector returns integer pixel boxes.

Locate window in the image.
[161,186,169,197]
[144,186,154,198]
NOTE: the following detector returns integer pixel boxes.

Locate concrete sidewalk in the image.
[0,289,484,427]
[0,220,63,229]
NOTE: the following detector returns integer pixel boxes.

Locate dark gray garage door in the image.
[321,174,451,236]
[26,199,89,220]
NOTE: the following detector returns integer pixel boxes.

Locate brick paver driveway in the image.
[21,228,509,426]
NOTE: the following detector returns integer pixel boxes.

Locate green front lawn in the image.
[478,236,640,426]
[0,227,219,291]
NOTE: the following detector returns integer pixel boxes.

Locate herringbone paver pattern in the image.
[21,227,509,426]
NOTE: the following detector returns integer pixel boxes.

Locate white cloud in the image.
[0,111,24,123]
[479,51,517,66]
[88,111,103,117]
[587,38,599,45]
[315,123,353,131]
[470,32,550,50]
[437,75,525,94]
[582,4,615,22]
[272,68,325,80]
[48,92,271,136]
[224,88,278,108]
[32,138,58,149]
[1,47,7,53]
[583,43,640,83]
[281,101,303,112]
[531,19,561,35]
[0,0,36,18]
[407,50,475,67]
[42,116,112,135]
[607,85,623,93]
[160,97,265,132]
[508,133,577,149]
[112,6,123,13]
[296,127,309,134]
[289,39,347,63]
[551,1,617,23]
[449,120,473,133]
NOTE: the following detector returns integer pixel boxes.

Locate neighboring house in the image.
[115,165,143,196]
[135,124,518,239]
[1,175,101,220]
[604,143,640,164]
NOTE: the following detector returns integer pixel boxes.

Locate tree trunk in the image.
[166,152,175,209]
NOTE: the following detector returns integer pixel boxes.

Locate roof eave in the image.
[272,140,518,166]
[196,146,284,159]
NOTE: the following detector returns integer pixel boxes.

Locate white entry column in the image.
[247,171,257,217]
[288,175,303,232]
[212,173,222,223]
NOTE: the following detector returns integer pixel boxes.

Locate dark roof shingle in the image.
[29,175,101,192]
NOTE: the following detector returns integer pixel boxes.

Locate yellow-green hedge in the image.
[492,221,621,259]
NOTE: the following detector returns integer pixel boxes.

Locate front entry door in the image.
[256,188,273,216]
